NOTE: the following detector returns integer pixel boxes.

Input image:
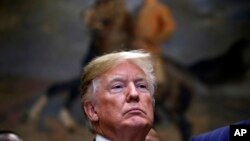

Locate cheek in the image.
[143,96,154,115]
[97,94,125,115]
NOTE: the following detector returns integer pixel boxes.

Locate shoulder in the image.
[191,119,250,141]
[233,119,250,125]
[191,126,230,141]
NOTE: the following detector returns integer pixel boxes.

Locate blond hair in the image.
[81,50,155,101]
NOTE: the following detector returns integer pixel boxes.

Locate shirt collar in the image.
[96,134,110,141]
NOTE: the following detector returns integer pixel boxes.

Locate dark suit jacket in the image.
[190,119,250,141]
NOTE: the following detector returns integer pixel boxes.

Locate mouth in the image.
[124,108,146,116]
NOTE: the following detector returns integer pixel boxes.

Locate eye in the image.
[112,84,124,89]
[136,82,149,93]
[109,82,125,94]
[138,84,146,88]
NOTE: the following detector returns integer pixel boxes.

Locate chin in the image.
[123,116,153,128]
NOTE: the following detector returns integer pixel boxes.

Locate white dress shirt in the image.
[96,134,110,141]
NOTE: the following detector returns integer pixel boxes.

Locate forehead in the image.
[101,61,146,80]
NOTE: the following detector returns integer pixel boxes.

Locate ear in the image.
[83,102,99,122]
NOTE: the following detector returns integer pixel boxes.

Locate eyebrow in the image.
[134,78,147,82]
[108,75,147,84]
[107,75,127,84]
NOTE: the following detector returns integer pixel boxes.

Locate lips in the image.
[124,107,146,115]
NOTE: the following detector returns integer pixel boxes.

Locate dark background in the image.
[0,0,250,141]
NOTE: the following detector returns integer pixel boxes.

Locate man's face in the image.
[94,61,154,131]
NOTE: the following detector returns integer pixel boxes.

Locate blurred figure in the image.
[84,0,133,54]
[133,0,176,56]
[24,0,133,133]
[132,0,176,88]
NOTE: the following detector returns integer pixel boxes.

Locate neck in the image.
[113,130,148,141]
[95,124,151,141]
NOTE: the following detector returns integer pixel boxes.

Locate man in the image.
[191,119,250,141]
[80,50,156,141]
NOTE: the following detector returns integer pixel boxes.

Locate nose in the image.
[126,82,139,102]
